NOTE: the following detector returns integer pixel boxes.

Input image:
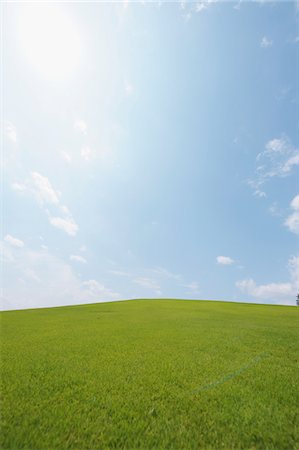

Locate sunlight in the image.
[17,4,82,79]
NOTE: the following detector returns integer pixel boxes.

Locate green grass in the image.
[1,299,298,449]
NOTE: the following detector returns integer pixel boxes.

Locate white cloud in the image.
[253,189,267,198]
[150,266,182,281]
[74,119,87,134]
[4,234,24,248]
[195,2,208,13]
[61,151,71,163]
[236,255,299,305]
[236,278,293,300]
[81,146,94,161]
[0,241,15,264]
[217,255,234,265]
[180,0,215,22]
[81,280,120,301]
[133,277,161,295]
[47,205,79,237]
[108,270,131,277]
[12,172,79,236]
[182,281,200,294]
[282,154,299,173]
[194,0,215,13]
[249,135,299,197]
[268,202,281,217]
[285,194,299,235]
[285,212,299,235]
[4,121,17,143]
[291,195,299,210]
[233,1,242,10]
[49,216,78,236]
[70,254,87,264]
[23,268,41,283]
[109,265,198,297]
[265,137,287,153]
[11,182,26,192]
[1,242,120,310]
[31,172,60,205]
[60,205,70,215]
[260,36,273,48]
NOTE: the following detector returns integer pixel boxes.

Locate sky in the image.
[1,0,298,310]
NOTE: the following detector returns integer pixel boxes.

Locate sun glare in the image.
[17,5,82,80]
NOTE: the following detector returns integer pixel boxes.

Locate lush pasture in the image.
[1,299,298,449]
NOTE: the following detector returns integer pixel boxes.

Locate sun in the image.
[17,4,82,80]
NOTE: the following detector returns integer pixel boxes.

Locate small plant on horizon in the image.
[297,293,299,306]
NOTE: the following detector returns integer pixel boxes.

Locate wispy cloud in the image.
[284,194,299,235]
[133,277,161,295]
[249,135,299,197]
[195,1,208,13]
[108,264,199,297]
[81,279,120,301]
[182,281,200,294]
[108,269,131,277]
[236,278,293,301]
[180,0,215,22]
[49,216,79,236]
[150,266,182,281]
[12,172,79,236]
[4,121,17,143]
[217,255,234,265]
[195,0,216,12]
[1,241,120,310]
[263,136,299,174]
[233,1,242,11]
[282,154,299,173]
[268,202,282,217]
[61,151,72,163]
[81,146,95,161]
[74,119,87,135]
[11,172,60,206]
[108,266,181,282]
[180,0,186,10]
[70,254,87,264]
[236,255,299,305]
[260,36,273,48]
[4,234,24,248]
[31,172,60,205]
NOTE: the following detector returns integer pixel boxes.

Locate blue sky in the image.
[1,0,298,309]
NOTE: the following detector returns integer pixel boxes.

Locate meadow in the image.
[1,299,298,449]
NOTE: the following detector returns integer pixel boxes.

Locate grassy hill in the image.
[1,299,298,449]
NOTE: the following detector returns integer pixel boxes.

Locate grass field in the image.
[1,299,298,449]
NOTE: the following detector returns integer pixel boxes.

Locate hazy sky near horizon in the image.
[1,0,299,310]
